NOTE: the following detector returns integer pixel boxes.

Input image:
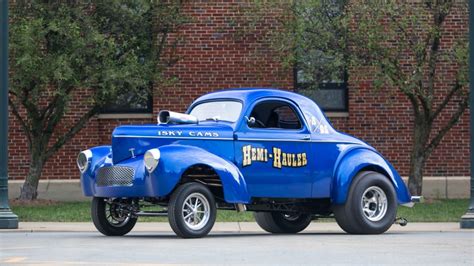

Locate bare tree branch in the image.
[425,95,469,157]
[425,1,452,112]
[19,84,41,122]
[43,97,67,137]
[430,80,463,122]
[44,106,100,160]
[407,93,422,118]
[8,98,32,148]
[40,86,75,131]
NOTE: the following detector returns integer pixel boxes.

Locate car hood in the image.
[111,123,234,164]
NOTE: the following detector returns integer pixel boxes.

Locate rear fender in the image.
[149,145,250,203]
[332,147,411,205]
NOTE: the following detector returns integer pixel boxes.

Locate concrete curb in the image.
[1,222,471,233]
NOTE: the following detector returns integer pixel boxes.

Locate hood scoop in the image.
[158,110,199,125]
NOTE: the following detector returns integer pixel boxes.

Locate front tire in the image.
[91,197,137,236]
[333,171,397,234]
[168,182,217,238]
[254,212,312,234]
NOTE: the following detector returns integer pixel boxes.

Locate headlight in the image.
[77,150,92,173]
[144,148,160,173]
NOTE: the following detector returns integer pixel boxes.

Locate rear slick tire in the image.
[333,171,397,234]
[254,212,312,234]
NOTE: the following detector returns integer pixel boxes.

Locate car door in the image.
[234,98,313,198]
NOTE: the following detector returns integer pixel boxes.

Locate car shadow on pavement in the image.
[116,231,366,239]
[76,230,420,240]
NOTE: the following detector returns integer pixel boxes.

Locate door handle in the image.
[301,135,311,141]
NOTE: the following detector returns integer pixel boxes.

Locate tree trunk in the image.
[18,150,45,200]
[407,118,430,196]
[408,152,426,196]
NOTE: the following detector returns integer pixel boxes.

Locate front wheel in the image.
[168,182,217,238]
[333,171,397,234]
[254,212,312,234]
[91,197,137,236]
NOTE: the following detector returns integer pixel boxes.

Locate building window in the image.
[293,43,348,112]
[291,1,348,113]
[101,88,153,114]
[295,67,348,113]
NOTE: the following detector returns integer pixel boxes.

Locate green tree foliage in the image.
[349,1,469,195]
[244,0,348,86]
[9,1,186,200]
[249,0,468,195]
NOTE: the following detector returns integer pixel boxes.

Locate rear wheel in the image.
[91,197,137,236]
[254,212,312,234]
[168,182,217,238]
[333,171,397,234]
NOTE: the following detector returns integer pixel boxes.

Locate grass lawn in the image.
[10,199,469,223]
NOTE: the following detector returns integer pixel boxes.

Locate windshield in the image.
[189,101,242,122]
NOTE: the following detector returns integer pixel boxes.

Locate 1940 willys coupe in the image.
[78,88,420,238]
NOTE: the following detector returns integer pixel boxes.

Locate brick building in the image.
[7,1,470,197]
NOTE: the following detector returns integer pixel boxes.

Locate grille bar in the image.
[96,166,134,187]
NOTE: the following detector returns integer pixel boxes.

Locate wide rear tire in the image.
[333,171,397,234]
[254,212,312,234]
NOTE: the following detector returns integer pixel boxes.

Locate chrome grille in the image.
[96,166,134,187]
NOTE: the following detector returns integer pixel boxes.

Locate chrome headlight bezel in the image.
[144,148,160,173]
[77,149,92,173]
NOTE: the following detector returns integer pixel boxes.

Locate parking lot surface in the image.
[1,222,473,265]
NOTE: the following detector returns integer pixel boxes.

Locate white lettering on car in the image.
[242,145,307,169]
[158,130,220,138]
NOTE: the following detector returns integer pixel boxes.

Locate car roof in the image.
[192,88,311,105]
[187,88,364,145]
[189,87,331,131]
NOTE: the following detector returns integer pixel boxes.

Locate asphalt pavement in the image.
[1,222,473,265]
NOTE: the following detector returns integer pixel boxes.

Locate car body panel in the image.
[112,123,234,164]
[79,88,412,206]
[331,145,411,204]
[148,144,250,203]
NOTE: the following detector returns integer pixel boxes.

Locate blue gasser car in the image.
[77,88,421,238]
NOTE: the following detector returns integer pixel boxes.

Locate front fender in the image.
[332,146,411,205]
[80,145,112,196]
[149,144,250,203]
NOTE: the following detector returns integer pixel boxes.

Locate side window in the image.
[273,106,301,129]
[249,101,302,130]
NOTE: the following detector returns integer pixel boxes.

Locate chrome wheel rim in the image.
[182,193,210,230]
[361,186,388,222]
[105,200,131,227]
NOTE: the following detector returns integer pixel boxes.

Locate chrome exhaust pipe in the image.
[411,196,424,203]
[235,203,247,212]
[401,196,424,208]
[158,110,199,125]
